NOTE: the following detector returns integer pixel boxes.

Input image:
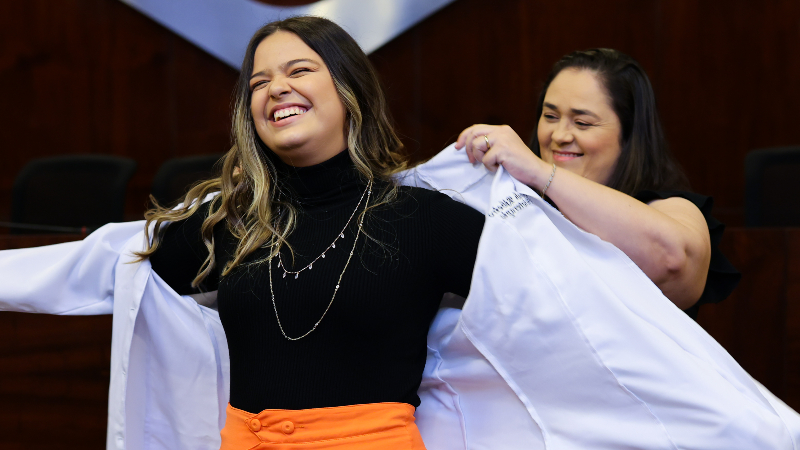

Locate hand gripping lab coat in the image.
[1,144,799,450]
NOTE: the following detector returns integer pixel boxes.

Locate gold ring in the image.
[483,135,490,150]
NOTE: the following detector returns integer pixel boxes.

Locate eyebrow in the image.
[250,58,320,80]
[543,102,600,119]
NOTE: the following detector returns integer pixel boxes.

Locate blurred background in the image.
[0,0,798,448]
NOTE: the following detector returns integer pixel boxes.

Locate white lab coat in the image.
[1,144,798,449]
[407,145,800,449]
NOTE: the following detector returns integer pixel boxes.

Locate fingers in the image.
[461,132,491,165]
[457,125,529,174]
[482,147,499,172]
[456,125,478,149]
[475,135,503,172]
[456,124,491,149]
[470,134,492,163]
[456,125,494,166]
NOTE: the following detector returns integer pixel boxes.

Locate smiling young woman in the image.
[135,16,484,450]
[248,30,348,166]
[457,48,739,316]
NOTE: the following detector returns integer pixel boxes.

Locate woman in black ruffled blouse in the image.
[457,49,740,318]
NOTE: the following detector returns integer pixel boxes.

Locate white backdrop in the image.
[119,0,457,67]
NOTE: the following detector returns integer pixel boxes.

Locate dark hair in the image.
[137,16,406,283]
[528,48,688,195]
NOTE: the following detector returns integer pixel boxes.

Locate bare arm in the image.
[456,124,711,309]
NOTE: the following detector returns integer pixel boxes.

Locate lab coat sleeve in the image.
[0,220,147,315]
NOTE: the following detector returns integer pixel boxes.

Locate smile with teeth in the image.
[272,106,308,122]
[552,150,583,158]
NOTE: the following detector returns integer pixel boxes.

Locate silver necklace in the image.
[277,181,372,279]
[268,180,372,341]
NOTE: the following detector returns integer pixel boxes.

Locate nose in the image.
[551,120,573,145]
[268,75,291,99]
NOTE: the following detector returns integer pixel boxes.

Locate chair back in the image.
[150,154,222,207]
[11,155,137,233]
[745,146,800,226]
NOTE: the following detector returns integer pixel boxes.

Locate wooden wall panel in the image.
[372,0,663,161]
[0,312,111,450]
[2,0,798,224]
[0,0,238,223]
[657,0,800,225]
[371,0,800,225]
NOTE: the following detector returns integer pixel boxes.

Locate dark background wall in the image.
[370,0,800,226]
[1,0,798,226]
[0,0,238,223]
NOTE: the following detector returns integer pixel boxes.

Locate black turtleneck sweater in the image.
[149,151,484,413]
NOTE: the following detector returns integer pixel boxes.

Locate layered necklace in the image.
[268,180,373,341]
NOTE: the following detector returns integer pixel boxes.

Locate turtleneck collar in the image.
[270,149,365,209]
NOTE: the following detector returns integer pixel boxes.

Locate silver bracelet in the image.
[541,163,556,199]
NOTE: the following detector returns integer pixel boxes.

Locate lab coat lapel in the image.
[109,233,229,450]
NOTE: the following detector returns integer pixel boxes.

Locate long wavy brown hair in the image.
[136,16,406,287]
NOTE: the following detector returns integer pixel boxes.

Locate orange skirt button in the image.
[281,420,295,434]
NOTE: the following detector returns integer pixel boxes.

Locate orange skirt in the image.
[220,402,427,450]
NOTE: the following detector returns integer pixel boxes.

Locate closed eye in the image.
[290,68,312,76]
[250,80,268,91]
[543,113,558,120]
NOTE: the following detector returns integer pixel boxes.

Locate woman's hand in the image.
[455,124,551,191]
